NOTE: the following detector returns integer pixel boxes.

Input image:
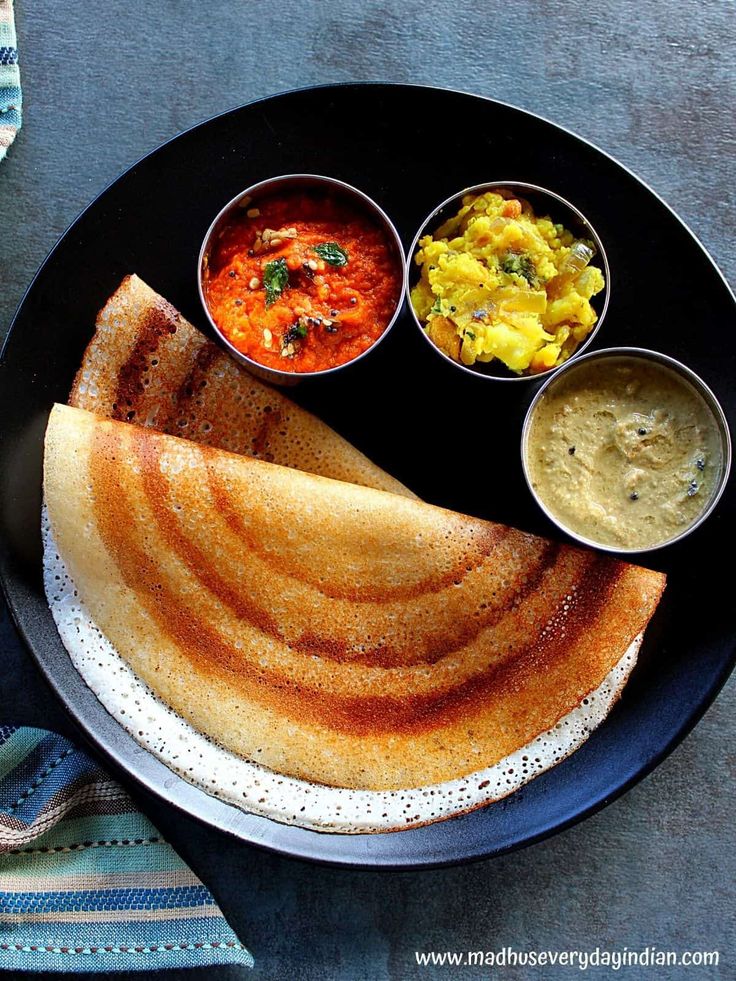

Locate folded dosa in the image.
[69,274,414,497]
[44,404,666,792]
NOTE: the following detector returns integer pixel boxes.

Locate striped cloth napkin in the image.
[0,726,253,972]
[0,0,20,161]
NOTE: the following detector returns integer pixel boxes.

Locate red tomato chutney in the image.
[202,189,403,373]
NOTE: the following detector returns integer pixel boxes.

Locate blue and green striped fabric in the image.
[0,0,20,161]
[0,726,253,972]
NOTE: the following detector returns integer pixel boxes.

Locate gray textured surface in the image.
[0,1,734,979]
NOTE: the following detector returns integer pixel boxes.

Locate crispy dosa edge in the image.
[69,274,416,498]
[44,405,666,791]
[41,528,644,832]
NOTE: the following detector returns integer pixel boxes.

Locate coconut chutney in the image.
[525,355,725,549]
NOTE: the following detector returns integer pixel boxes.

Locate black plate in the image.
[1,84,734,868]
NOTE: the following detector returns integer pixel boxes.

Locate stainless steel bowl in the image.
[406,180,610,383]
[198,174,406,386]
[521,347,732,553]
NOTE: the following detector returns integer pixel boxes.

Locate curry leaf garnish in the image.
[263,258,289,306]
[430,296,442,314]
[501,252,538,287]
[313,242,349,266]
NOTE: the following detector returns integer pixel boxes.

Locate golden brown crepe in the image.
[69,274,414,497]
[44,404,666,792]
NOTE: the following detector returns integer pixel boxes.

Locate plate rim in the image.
[3,80,735,368]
